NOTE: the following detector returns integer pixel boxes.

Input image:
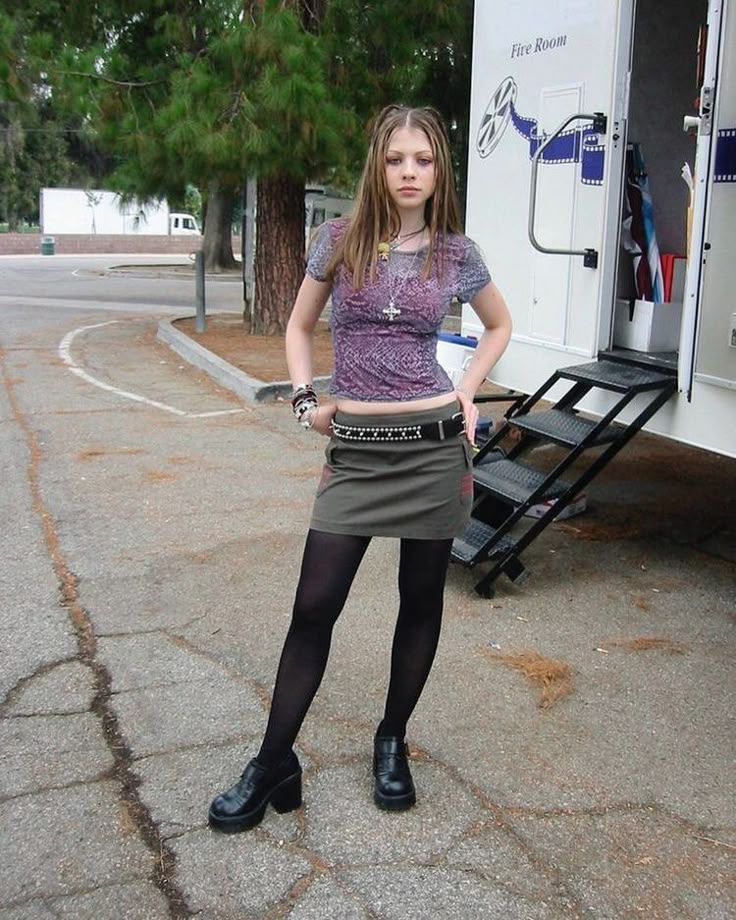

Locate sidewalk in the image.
[2,311,734,920]
[160,316,735,916]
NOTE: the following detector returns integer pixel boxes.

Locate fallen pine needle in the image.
[607,637,686,655]
[485,649,574,709]
[694,835,736,851]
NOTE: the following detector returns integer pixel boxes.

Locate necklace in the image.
[383,244,422,322]
[390,224,426,252]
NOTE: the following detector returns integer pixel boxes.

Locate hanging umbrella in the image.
[621,144,664,301]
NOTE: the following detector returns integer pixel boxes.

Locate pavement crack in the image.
[2,355,195,920]
[0,657,78,716]
[330,875,383,920]
[97,627,168,638]
[502,799,668,820]
[5,707,91,719]
[0,773,113,805]
[0,874,153,913]
[164,630,271,694]
[131,734,255,763]
[260,871,317,920]
[415,747,588,913]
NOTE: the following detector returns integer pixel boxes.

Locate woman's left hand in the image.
[311,402,337,436]
[455,388,479,445]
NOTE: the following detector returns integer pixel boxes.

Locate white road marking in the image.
[58,320,245,417]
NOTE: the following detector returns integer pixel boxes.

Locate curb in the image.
[156,317,331,403]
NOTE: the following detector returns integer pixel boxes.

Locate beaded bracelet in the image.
[295,398,317,420]
[300,406,318,429]
[293,393,317,413]
[292,384,319,429]
[292,384,316,406]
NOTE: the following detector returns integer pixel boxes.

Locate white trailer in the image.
[464,0,735,458]
[39,188,200,236]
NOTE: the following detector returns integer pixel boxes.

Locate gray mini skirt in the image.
[310,402,474,539]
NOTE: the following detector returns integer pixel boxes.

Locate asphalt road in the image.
[0,253,242,313]
[1,255,734,919]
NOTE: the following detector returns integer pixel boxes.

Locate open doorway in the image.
[608,0,707,371]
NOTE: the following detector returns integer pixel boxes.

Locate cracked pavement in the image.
[1,257,734,919]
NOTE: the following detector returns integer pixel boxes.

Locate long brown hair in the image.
[327,105,463,286]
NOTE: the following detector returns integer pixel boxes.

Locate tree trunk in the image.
[4,115,20,233]
[252,175,305,335]
[202,180,237,272]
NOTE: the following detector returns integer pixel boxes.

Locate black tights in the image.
[256,529,453,767]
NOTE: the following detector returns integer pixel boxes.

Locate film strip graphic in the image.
[714,129,736,182]
[476,77,605,185]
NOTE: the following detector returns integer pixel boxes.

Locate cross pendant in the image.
[383,300,401,322]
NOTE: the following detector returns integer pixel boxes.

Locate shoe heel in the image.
[270,775,302,814]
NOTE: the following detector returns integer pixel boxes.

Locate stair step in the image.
[597,349,678,376]
[451,518,518,566]
[473,458,570,504]
[511,409,620,448]
[558,359,676,393]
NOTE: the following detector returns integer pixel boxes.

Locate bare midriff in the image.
[335,392,457,415]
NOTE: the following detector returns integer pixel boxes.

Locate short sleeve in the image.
[305,221,336,281]
[456,239,492,303]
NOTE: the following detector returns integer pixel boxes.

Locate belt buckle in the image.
[439,412,464,441]
[438,412,462,441]
[451,411,467,437]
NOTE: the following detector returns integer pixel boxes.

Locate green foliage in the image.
[0,3,112,227]
[1,0,474,226]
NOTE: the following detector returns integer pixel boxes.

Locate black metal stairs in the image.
[451,358,677,597]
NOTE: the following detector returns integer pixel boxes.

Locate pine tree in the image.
[0,3,109,228]
[2,0,472,329]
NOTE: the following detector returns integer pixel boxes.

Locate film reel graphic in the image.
[476,77,517,158]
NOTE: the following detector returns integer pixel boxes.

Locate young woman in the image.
[209,105,512,832]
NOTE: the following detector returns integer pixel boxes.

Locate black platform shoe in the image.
[373,725,416,811]
[208,751,302,832]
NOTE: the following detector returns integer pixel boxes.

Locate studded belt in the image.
[331,412,465,443]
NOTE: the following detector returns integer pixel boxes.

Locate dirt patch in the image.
[631,594,654,612]
[557,518,653,542]
[175,313,334,383]
[143,469,177,483]
[484,648,574,708]
[78,447,146,461]
[606,637,686,655]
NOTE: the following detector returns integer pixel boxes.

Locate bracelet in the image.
[293,396,317,416]
[296,401,318,423]
[299,406,318,430]
[293,383,319,428]
[291,384,316,407]
[293,387,318,413]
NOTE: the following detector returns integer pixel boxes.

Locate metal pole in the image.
[195,250,206,332]
[244,177,256,312]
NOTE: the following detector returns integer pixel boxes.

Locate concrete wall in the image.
[0,235,243,256]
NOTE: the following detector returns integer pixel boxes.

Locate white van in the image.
[463,0,735,458]
[169,212,201,235]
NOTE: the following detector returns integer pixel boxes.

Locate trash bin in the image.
[41,236,55,256]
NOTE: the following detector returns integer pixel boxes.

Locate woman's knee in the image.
[291,584,345,631]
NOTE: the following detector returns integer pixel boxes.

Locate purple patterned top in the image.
[306,219,492,401]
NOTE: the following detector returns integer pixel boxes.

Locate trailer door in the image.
[680,0,732,397]
[465,1,634,391]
